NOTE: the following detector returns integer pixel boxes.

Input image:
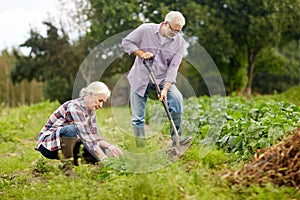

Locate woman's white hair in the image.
[165,11,185,26]
[79,81,111,98]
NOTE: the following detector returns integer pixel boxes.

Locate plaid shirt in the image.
[35,97,102,155]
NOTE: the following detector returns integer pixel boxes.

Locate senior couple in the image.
[35,11,192,176]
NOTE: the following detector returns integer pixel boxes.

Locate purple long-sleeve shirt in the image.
[122,23,185,97]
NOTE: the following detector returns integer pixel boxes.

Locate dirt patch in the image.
[0,152,22,159]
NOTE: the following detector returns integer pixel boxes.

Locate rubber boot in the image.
[59,136,78,177]
[170,113,192,146]
[133,126,145,148]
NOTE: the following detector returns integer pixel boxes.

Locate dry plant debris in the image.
[224,127,300,189]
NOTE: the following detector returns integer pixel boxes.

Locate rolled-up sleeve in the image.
[122,24,145,55]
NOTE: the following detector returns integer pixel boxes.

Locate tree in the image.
[202,0,300,95]
[11,22,86,103]
[11,0,299,101]
[253,40,300,93]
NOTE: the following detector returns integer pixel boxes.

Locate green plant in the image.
[34,157,55,174]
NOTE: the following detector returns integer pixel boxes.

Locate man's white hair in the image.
[79,81,111,98]
[165,11,185,26]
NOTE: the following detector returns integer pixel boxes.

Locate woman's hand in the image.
[108,145,123,157]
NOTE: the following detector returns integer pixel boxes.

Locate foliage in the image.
[11,22,86,103]
[7,0,300,104]
[86,0,143,44]
[140,89,300,161]
[181,0,300,94]
[221,0,300,93]
[85,0,299,96]
[252,40,300,94]
[178,95,300,160]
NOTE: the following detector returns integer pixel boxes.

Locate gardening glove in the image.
[108,145,123,157]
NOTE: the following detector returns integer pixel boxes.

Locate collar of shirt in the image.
[79,97,94,116]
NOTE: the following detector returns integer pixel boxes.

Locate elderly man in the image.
[122,11,192,147]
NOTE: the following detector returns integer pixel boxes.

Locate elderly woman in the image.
[35,81,122,176]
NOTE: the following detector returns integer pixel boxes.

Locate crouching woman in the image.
[35,81,122,176]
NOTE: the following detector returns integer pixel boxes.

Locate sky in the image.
[0,0,62,51]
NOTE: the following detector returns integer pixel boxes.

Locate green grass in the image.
[257,85,300,106]
[0,97,300,199]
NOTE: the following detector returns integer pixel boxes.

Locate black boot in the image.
[133,126,145,148]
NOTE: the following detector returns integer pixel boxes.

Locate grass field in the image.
[1,94,300,199]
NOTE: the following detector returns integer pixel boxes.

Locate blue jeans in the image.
[130,83,183,128]
[59,125,77,138]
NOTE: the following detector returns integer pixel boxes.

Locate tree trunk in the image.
[244,62,255,96]
[244,49,259,96]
